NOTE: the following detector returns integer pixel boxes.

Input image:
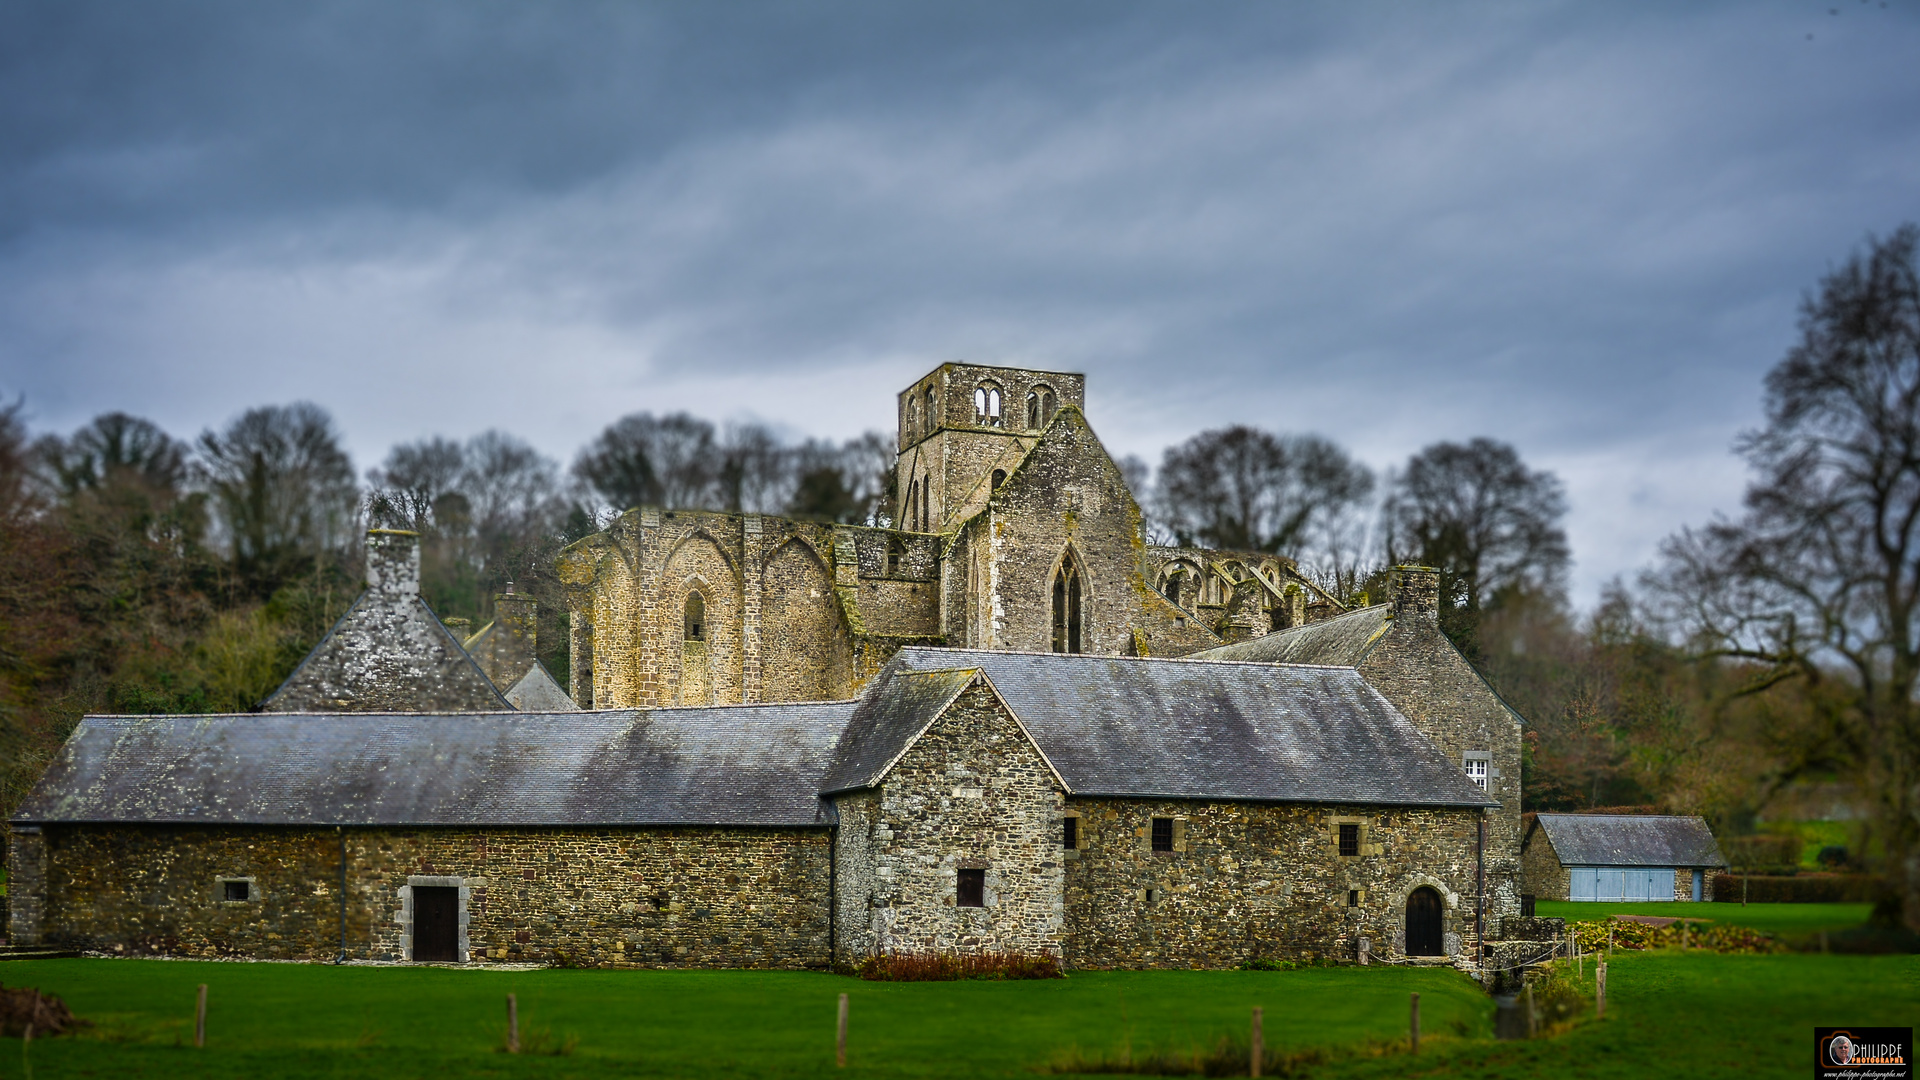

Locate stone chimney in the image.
[1390,565,1441,621]
[480,581,539,691]
[366,529,421,598]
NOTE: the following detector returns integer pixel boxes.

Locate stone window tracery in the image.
[1052,554,1083,653]
[973,384,1002,426]
[1027,386,1055,427]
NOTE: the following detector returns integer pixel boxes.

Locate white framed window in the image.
[1463,751,1491,790]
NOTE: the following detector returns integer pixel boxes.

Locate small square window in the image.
[957,868,985,908]
[1151,817,1175,852]
[1143,888,1157,904]
[1062,817,1079,849]
[1464,757,1489,790]
[1348,889,1360,908]
[1338,823,1360,857]
[223,880,251,902]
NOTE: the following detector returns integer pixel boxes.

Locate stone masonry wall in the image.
[832,681,1065,958]
[973,407,1220,656]
[1520,826,1570,901]
[5,828,46,943]
[28,824,831,968]
[1358,568,1524,929]
[1064,799,1486,968]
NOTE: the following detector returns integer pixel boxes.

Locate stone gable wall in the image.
[1063,799,1485,968]
[831,681,1065,957]
[25,824,831,968]
[1358,569,1524,927]
[1519,824,1570,901]
[265,530,506,713]
[975,410,1221,657]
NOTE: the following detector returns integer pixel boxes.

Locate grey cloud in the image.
[0,1,1917,605]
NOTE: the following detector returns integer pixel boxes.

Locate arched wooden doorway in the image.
[1405,887,1444,957]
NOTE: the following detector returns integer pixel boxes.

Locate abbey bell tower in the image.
[893,363,1085,533]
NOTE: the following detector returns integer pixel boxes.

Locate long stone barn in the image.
[8,648,1510,969]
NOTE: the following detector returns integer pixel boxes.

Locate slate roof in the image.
[1532,814,1727,868]
[1188,604,1393,666]
[875,648,1496,807]
[505,660,578,712]
[262,594,511,713]
[819,668,979,794]
[13,704,855,827]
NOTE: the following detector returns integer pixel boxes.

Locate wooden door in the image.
[413,886,459,962]
[1405,887,1443,957]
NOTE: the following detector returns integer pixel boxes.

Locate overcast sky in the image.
[2,1,1916,606]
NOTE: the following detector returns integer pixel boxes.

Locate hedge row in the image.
[1712,873,1884,903]
[1720,835,1804,873]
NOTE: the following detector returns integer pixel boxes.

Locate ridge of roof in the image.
[890,646,1497,808]
[15,704,858,828]
[819,665,979,794]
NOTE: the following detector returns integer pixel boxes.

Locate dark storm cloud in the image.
[0,1,1917,602]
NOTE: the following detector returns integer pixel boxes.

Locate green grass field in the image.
[1534,900,1874,938]
[1,923,1912,1079]
[0,959,1488,1079]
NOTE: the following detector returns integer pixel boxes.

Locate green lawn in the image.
[1534,900,1873,938]
[1320,950,1918,1080]
[2,949,1913,1078]
[0,959,1487,1079]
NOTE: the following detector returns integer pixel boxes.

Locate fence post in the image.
[836,992,848,1068]
[195,984,207,1048]
[507,993,519,1054]
[1409,992,1420,1054]
[1250,1006,1263,1078]
[1596,963,1606,1019]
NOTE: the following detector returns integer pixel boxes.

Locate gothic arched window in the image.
[920,473,932,530]
[1029,385,1055,428]
[925,387,937,434]
[684,592,705,641]
[973,385,1002,426]
[1052,555,1083,654]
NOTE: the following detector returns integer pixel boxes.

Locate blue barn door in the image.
[1570,867,1598,901]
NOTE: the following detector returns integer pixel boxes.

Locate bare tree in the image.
[1156,426,1374,556]
[716,422,791,514]
[196,403,357,591]
[1384,437,1569,620]
[459,431,565,544]
[1649,224,1920,931]
[365,435,463,531]
[35,412,190,499]
[572,412,718,512]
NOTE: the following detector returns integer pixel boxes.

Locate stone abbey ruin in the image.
[10,362,1554,971]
